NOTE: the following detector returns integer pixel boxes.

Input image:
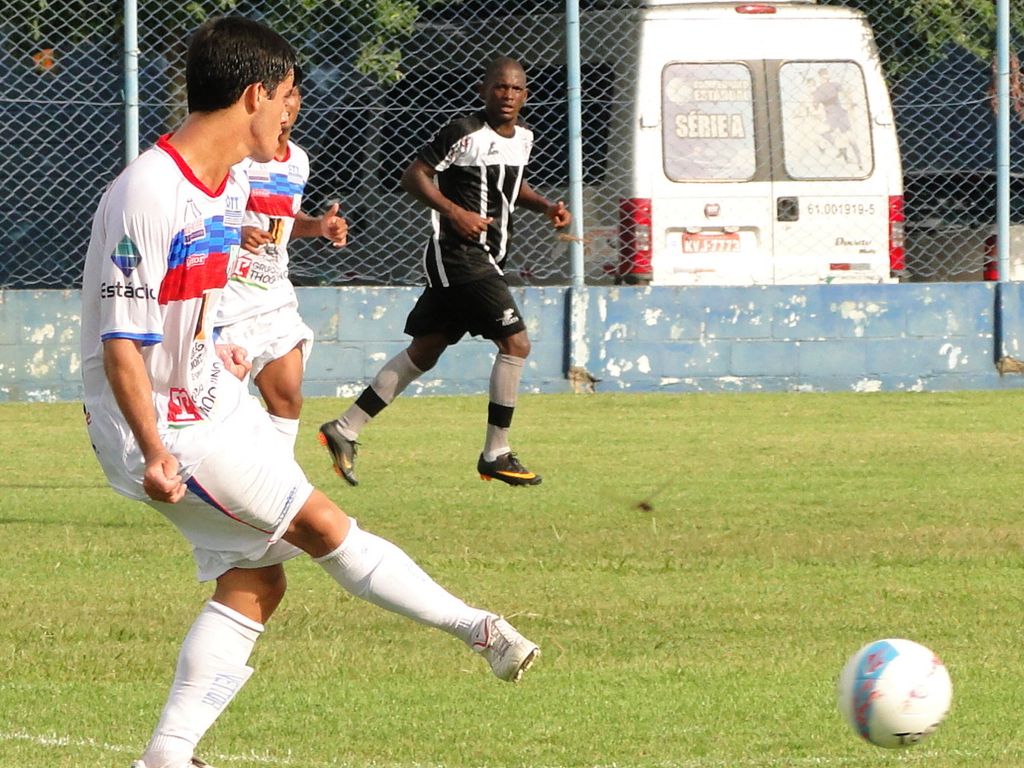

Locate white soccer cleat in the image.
[130,757,216,768]
[476,615,540,683]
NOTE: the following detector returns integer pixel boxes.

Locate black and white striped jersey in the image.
[417,111,534,287]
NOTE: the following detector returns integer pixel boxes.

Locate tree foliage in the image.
[2,0,454,85]
[822,0,1024,76]
[4,0,1023,85]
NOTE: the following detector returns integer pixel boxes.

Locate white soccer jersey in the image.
[216,141,310,325]
[81,134,247,497]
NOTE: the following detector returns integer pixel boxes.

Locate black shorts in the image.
[404,276,527,344]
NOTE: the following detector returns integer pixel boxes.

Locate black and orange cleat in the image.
[318,421,359,486]
[477,452,542,486]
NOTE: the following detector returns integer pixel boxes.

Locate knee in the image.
[263,388,303,420]
[407,336,447,372]
[213,565,288,622]
[407,346,440,372]
[280,391,304,417]
[500,335,531,359]
[251,566,288,611]
[284,490,351,557]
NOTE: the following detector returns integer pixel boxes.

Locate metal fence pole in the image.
[123,0,140,164]
[996,0,1011,284]
[994,0,1012,363]
[565,0,585,286]
[564,0,589,378]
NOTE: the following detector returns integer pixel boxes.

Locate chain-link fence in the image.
[1,0,1022,289]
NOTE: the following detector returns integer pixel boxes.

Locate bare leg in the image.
[255,346,305,455]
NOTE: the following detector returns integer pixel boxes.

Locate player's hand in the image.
[241,226,275,254]
[320,202,348,248]
[216,343,252,381]
[547,200,571,229]
[449,206,493,240]
[143,450,186,504]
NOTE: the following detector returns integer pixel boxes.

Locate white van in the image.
[603,0,905,285]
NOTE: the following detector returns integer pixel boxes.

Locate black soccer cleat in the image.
[318,420,359,486]
[477,452,542,486]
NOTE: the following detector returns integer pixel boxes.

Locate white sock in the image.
[268,414,299,455]
[142,602,262,768]
[314,519,489,646]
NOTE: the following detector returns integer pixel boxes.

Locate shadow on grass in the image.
[0,514,142,528]
[0,483,108,489]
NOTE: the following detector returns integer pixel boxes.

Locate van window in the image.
[661,62,756,182]
[778,61,872,179]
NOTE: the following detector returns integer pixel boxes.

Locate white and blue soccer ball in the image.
[837,638,952,749]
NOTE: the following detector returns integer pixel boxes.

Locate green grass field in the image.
[2,391,1024,767]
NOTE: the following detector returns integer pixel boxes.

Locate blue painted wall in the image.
[4,283,1024,403]
[576,283,1021,393]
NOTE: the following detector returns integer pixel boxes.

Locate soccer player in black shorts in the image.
[320,55,571,486]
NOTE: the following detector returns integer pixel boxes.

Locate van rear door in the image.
[770,60,891,283]
[653,60,776,285]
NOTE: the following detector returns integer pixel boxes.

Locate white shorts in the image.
[147,396,314,582]
[215,305,314,382]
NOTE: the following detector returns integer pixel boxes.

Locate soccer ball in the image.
[837,638,952,749]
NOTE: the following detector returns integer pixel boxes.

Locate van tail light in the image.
[888,195,906,275]
[618,197,653,280]
[983,234,998,281]
[735,4,778,13]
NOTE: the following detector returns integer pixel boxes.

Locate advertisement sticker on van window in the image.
[662,63,755,182]
[778,61,873,179]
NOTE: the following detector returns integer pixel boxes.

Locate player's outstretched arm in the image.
[293,203,348,247]
[102,338,185,504]
[517,180,571,229]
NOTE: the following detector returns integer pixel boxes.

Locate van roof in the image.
[642,0,817,5]
[639,1,866,21]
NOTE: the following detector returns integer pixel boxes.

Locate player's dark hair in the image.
[186,16,296,113]
[483,55,525,84]
[292,61,304,90]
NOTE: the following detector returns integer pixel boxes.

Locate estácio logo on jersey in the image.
[100,281,156,299]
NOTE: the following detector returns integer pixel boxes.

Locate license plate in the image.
[682,232,741,253]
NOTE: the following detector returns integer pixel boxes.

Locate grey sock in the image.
[484,353,524,460]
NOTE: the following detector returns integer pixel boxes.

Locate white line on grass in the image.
[0,730,293,766]
[0,729,980,768]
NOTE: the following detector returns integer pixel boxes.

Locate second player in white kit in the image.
[216,63,347,454]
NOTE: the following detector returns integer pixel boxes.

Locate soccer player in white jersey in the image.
[80,19,539,768]
[319,56,571,487]
[215,63,347,456]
